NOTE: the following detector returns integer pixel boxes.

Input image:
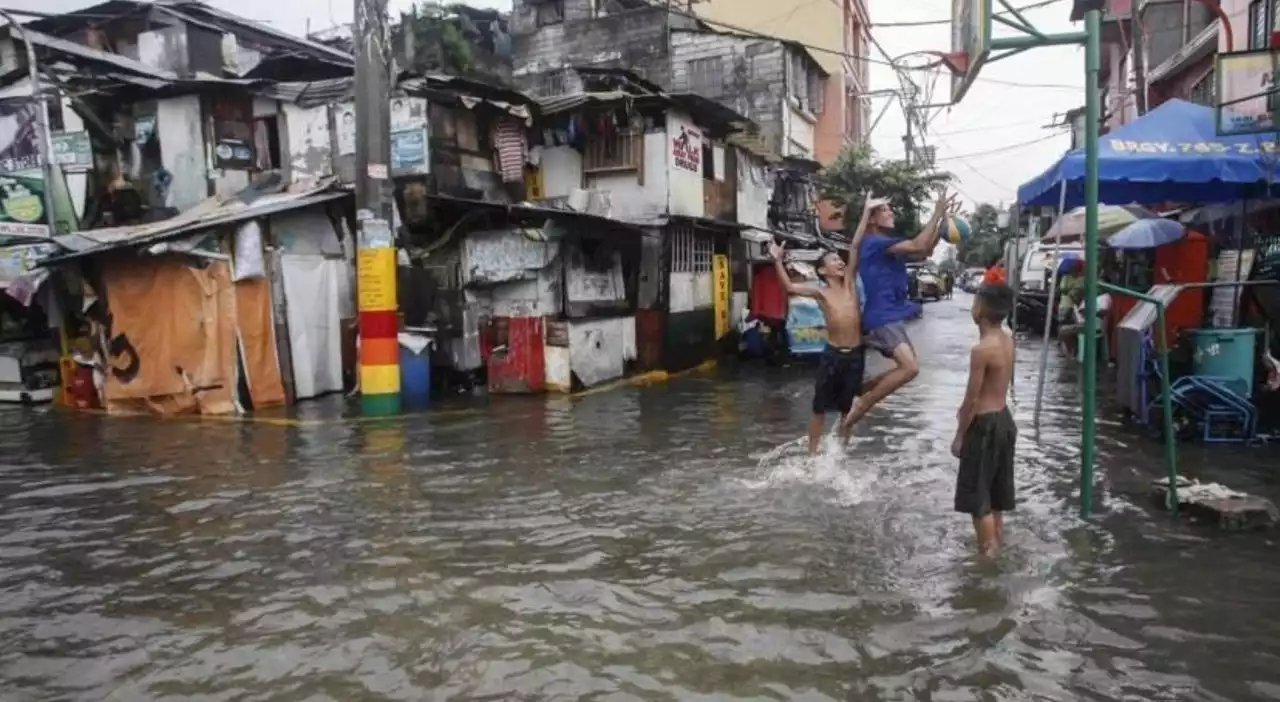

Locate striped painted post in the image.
[357,218,400,415]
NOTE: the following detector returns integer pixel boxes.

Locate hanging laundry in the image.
[492,119,527,183]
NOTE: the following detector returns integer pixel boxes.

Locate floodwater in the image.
[3,298,1280,702]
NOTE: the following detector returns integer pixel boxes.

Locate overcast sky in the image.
[11,0,1082,207]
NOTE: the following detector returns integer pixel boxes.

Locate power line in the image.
[933,132,1067,162]
[930,116,1059,135]
[872,0,1066,28]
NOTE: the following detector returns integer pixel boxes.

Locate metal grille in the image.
[583,131,642,172]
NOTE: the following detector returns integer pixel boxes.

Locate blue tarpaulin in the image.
[1017,100,1280,208]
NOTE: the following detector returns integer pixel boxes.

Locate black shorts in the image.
[811,345,866,415]
[955,407,1017,517]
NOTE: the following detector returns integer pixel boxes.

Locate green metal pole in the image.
[1080,9,1102,518]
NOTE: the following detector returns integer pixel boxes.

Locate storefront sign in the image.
[672,125,701,172]
[713,253,730,339]
[52,131,92,171]
[357,247,397,312]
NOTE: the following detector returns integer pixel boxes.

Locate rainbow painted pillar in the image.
[357,216,401,415]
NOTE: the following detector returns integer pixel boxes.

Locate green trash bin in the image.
[1188,328,1257,397]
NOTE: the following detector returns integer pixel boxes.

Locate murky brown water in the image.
[3,297,1280,701]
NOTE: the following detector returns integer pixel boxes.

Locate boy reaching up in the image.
[770,193,885,456]
[952,283,1018,557]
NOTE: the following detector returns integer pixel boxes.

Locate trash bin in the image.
[398,331,434,407]
[1188,328,1257,397]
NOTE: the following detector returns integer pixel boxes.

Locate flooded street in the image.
[3,297,1280,701]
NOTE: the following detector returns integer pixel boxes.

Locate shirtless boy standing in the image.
[770,194,883,456]
[952,282,1018,556]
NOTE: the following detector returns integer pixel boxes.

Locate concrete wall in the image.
[585,131,669,223]
[511,0,675,94]
[783,104,816,157]
[695,0,846,76]
[567,316,636,387]
[669,31,787,154]
[155,95,207,211]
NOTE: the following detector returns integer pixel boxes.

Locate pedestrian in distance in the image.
[770,193,884,456]
[840,189,958,436]
[952,282,1018,557]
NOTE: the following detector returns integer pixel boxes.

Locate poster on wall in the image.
[0,170,49,238]
[672,125,702,173]
[390,97,428,132]
[390,128,429,175]
[52,131,92,171]
[335,103,356,156]
[0,100,42,174]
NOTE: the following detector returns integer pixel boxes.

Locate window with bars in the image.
[536,0,564,27]
[670,225,713,273]
[687,57,724,98]
[1249,0,1280,48]
[535,71,566,98]
[1189,69,1216,107]
[583,129,643,173]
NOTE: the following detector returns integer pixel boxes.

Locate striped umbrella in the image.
[1040,204,1161,244]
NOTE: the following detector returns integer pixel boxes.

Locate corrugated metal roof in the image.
[258,77,355,106]
[42,182,351,265]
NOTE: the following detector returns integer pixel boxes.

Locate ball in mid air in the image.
[941,215,972,245]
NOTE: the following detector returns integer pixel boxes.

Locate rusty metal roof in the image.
[41,180,351,266]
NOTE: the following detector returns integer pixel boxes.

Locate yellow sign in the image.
[357,247,397,312]
[713,253,730,339]
[1109,139,1279,154]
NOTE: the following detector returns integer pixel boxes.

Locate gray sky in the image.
[10,0,1080,207]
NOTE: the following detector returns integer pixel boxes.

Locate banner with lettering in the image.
[1018,99,1280,208]
[786,296,827,355]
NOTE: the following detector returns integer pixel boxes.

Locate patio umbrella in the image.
[1057,254,1084,275]
[1105,218,1186,250]
[1041,204,1161,243]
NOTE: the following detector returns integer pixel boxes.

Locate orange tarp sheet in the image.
[234,277,286,408]
[100,256,237,415]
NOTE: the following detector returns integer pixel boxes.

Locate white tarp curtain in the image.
[281,255,344,400]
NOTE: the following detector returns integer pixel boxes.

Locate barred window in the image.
[687,57,723,98]
[670,224,712,273]
[583,129,642,173]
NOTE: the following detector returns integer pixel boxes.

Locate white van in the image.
[1018,241,1084,292]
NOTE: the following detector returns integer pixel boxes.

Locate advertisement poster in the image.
[786,297,827,355]
[0,170,48,237]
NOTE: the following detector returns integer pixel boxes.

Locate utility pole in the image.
[353,0,401,415]
[1131,0,1147,115]
[355,0,392,220]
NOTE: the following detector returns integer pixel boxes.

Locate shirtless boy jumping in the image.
[771,194,884,456]
[952,283,1018,556]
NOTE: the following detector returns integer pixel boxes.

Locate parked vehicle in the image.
[1018,241,1084,292]
[907,262,943,301]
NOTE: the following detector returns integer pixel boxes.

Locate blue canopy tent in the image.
[1017,99,1280,208]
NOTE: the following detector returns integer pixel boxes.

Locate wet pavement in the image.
[3,296,1280,701]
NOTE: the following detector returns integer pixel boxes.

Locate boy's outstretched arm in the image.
[770,241,823,300]
[847,193,887,293]
[891,191,957,260]
[951,345,988,458]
